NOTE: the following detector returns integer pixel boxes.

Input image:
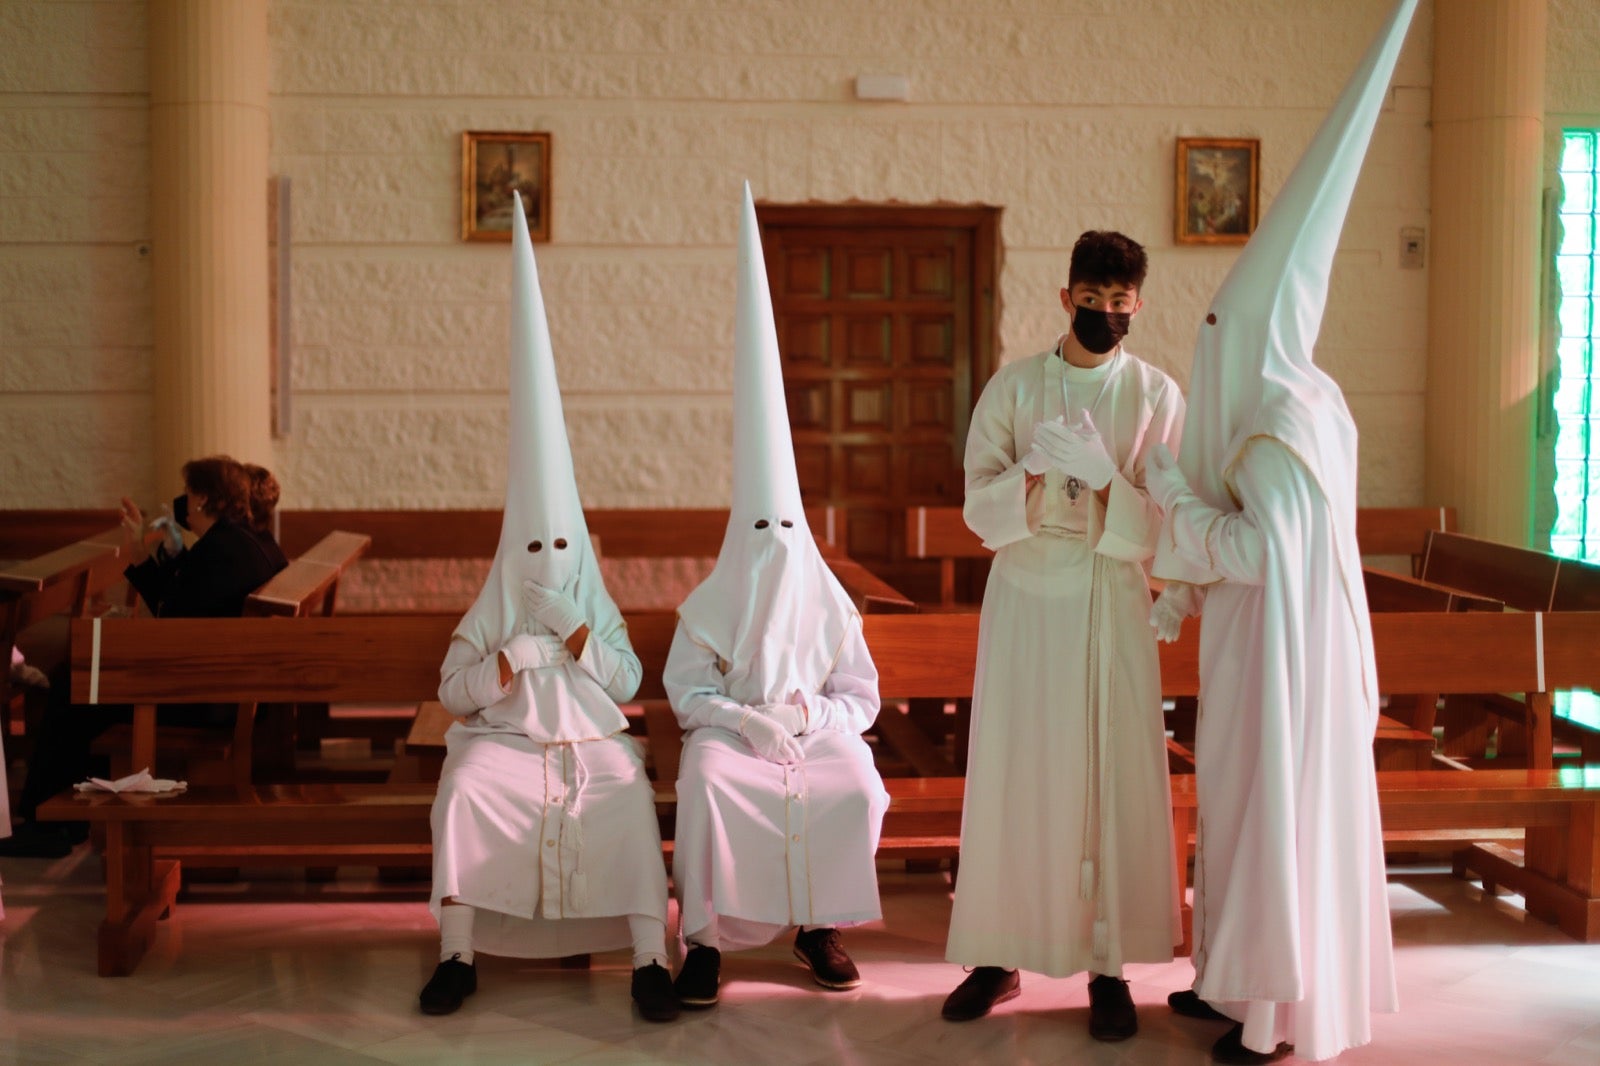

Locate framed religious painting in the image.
[461,130,551,242]
[1175,137,1259,245]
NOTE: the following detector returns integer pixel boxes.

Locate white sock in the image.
[439,903,475,965]
[629,915,668,970]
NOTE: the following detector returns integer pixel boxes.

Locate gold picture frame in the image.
[1175,137,1259,245]
[461,130,551,242]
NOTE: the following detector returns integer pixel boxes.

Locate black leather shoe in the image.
[1212,1023,1292,1064]
[631,962,681,1022]
[0,822,75,859]
[1170,988,1231,1021]
[1087,974,1138,1041]
[674,944,721,1008]
[793,927,861,990]
[941,966,1021,1021]
[418,954,477,1015]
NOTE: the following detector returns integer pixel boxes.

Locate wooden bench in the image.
[277,507,850,560]
[1419,531,1600,765]
[1,526,128,745]
[904,505,1461,607]
[43,609,1600,975]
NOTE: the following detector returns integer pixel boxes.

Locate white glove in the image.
[1149,582,1200,643]
[500,633,570,674]
[1047,412,1118,490]
[740,709,803,764]
[1030,417,1075,469]
[522,580,587,639]
[149,515,185,560]
[1144,442,1191,512]
[760,694,810,737]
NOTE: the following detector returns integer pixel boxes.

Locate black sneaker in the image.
[1212,1023,1292,1064]
[1169,988,1231,1021]
[1087,973,1138,1042]
[941,966,1020,1021]
[630,961,681,1022]
[793,927,861,990]
[418,954,476,1015]
[674,944,721,1008]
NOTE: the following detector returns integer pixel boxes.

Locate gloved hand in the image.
[1149,582,1199,643]
[522,580,587,640]
[500,633,570,674]
[1045,412,1118,490]
[740,709,803,763]
[149,514,185,560]
[1144,443,1191,512]
[1022,418,1065,475]
[760,695,810,737]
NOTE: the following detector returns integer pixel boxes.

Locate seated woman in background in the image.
[0,456,287,858]
[242,463,288,571]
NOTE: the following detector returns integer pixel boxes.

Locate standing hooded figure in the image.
[1145,3,1409,1062]
[420,194,680,1023]
[664,183,889,1008]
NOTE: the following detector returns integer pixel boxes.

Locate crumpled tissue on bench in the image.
[74,769,187,794]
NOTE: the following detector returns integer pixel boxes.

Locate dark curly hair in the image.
[243,464,281,534]
[180,456,251,525]
[1068,230,1148,291]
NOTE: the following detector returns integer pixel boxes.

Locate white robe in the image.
[665,615,888,952]
[946,345,1184,976]
[1161,438,1397,1061]
[429,617,668,959]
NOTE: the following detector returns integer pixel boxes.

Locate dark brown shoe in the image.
[1170,988,1231,1021]
[418,954,476,1015]
[941,966,1020,1021]
[1212,1023,1292,1064]
[793,927,861,990]
[1088,974,1138,1041]
[630,961,681,1022]
[673,944,721,1008]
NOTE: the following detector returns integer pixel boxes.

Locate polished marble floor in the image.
[1,853,1598,1065]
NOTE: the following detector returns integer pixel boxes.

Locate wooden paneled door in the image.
[758,206,999,602]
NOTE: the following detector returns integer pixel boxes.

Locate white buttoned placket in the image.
[537,742,593,918]
[781,757,814,925]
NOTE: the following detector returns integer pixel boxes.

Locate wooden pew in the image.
[43,609,1600,974]
[277,506,850,559]
[0,526,127,744]
[905,505,1461,607]
[1419,531,1600,765]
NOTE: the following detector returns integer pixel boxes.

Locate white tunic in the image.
[1162,438,1397,1061]
[665,615,889,952]
[946,344,1184,976]
[429,615,668,959]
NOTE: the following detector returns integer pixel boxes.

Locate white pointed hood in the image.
[1174,0,1416,536]
[455,192,608,655]
[676,183,857,700]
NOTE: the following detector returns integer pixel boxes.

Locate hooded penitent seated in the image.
[662,184,890,1010]
[421,194,679,1025]
[1147,4,1410,1062]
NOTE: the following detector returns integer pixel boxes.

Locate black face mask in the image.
[172,493,190,530]
[1071,306,1132,355]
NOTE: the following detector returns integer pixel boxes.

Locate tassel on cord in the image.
[1080,858,1096,900]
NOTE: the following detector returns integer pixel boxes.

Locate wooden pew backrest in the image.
[1421,531,1562,612]
[277,507,848,560]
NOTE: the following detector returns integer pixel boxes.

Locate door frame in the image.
[754,203,1003,411]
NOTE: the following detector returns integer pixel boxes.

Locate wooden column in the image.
[148,0,272,485]
[1425,0,1547,546]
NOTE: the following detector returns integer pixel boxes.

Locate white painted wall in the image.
[0,0,1588,520]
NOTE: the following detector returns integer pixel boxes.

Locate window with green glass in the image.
[1554,131,1600,741]
[1554,131,1599,562]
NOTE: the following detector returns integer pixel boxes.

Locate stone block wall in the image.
[0,0,1591,518]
